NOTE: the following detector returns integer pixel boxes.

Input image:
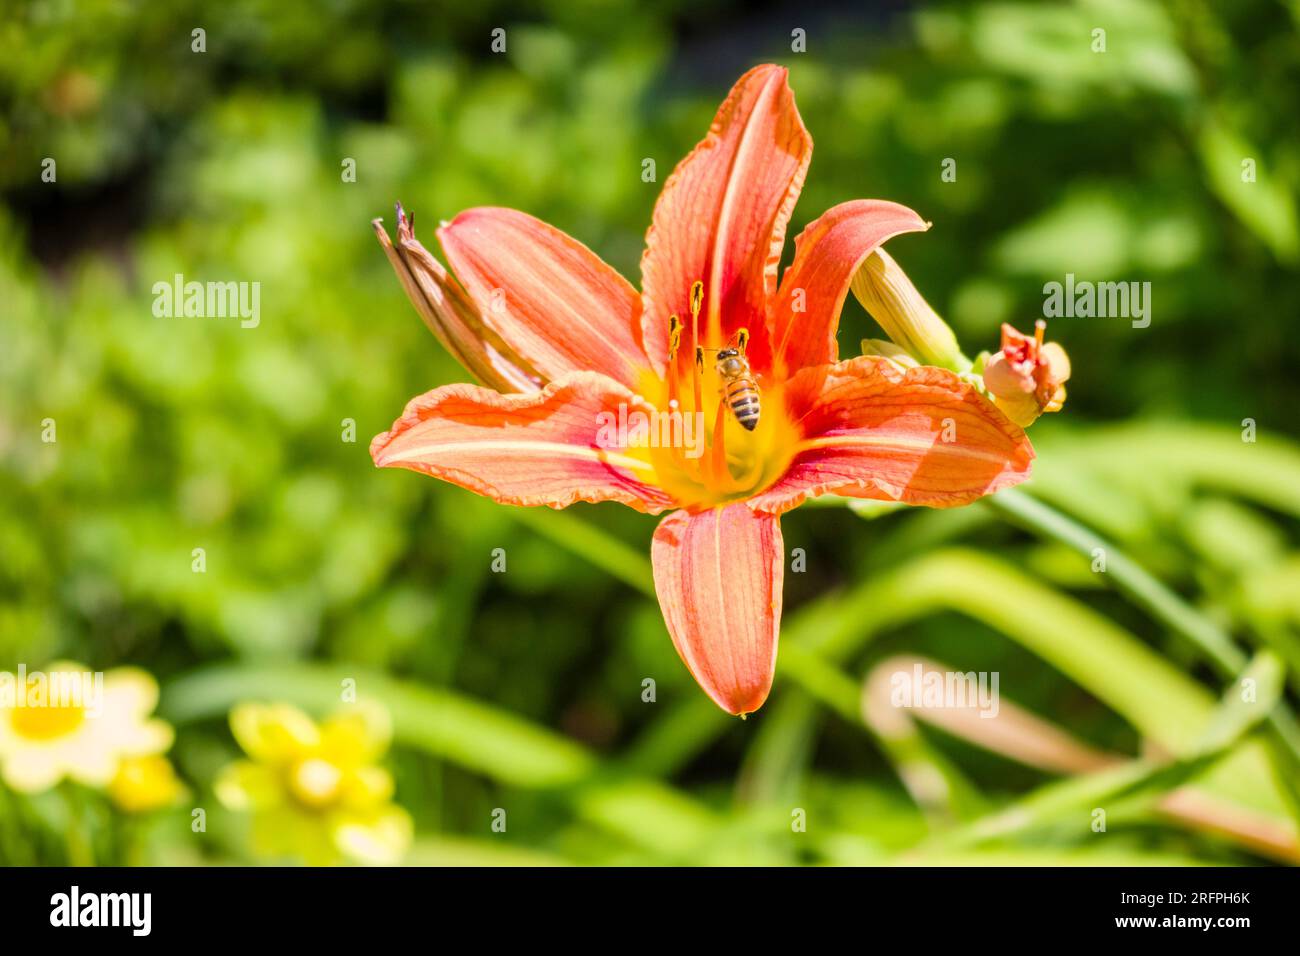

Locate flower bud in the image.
[982,321,1070,426]
[860,337,920,369]
[850,249,966,370]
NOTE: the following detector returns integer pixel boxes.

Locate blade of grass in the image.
[876,548,1216,752]
[986,487,1244,670]
[164,663,593,787]
[509,507,655,598]
[986,487,1300,765]
[915,648,1289,855]
[735,691,820,807]
[1041,423,1300,519]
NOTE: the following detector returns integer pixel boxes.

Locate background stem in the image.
[984,487,1300,764]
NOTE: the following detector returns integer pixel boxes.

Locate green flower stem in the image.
[984,487,1300,765]
[61,782,94,867]
[510,508,656,598]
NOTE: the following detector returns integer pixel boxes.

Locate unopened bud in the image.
[851,249,965,370]
[860,338,920,370]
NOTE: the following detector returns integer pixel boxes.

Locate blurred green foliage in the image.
[1,0,1299,865]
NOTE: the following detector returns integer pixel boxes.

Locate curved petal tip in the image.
[651,505,784,716]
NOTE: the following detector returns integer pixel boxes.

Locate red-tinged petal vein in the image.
[650,505,784,716]
[749,357,1035,514]
[770,200,930,376]
[437,207,650,391]
[371,372,675,514]
[641,64,812,378]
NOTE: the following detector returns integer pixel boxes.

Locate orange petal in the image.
[650,505,784,716]
[437,207,650,391]
[750,357,1034,513]
[371,372,675,514]
[982,351,1036,397]
[1040,341,1071,387]
[769,201,929,376]
[640,64,812,378]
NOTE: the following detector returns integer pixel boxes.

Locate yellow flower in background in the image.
[0,662,173,794]
[216,702,412,866]
[109,754,186,813]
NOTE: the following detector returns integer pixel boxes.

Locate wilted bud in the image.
[982,321,1070,427]
[373,206,541,393]
[850,249,965,370]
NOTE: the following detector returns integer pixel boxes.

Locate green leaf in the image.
[509,507,655,598]
[1199,119,1300,263]
[163,663,594,788]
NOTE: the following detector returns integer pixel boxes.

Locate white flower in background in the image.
[0,662,173,793]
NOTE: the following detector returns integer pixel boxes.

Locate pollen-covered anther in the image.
[689,280,705,416]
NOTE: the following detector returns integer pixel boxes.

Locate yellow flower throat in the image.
[636,281,797,509]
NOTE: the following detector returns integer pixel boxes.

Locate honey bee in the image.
[699,328,760,431]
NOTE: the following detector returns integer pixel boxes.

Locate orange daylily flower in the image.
[982,320,1071,427]
[371,65,1035,716]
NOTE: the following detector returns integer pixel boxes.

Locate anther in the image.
[689,281,705,421]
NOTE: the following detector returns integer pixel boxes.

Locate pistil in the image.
[708,398,731,488]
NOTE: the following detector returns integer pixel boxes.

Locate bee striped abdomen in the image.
[726,378,761,431]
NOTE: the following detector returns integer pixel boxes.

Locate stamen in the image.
[667,314,681,411]
[1034,319,1046,359]
[689,281,704,417]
